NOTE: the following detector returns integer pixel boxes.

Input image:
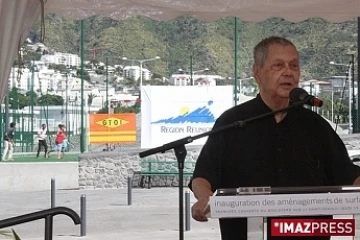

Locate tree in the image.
[26,90,38,100]
[38,94,64,105]
[88,93,96,107]
[318,92,349,121]
[48,64,67,72]
[76,69,91,81]
[97,100,109,113]
[114,101,140,113]
[148,79,167,85]
[9,87,29,109]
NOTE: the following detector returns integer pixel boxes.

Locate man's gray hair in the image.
[254,36,295,67]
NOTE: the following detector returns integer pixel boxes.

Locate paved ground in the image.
[1,188,360,240]
[0,188,265,240]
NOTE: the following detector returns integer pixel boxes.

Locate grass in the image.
[4,152,79,163]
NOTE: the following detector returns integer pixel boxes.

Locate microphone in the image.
[290,88,323,107]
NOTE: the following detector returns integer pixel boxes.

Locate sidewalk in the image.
[0,188,263,240]
[0,188,358,240]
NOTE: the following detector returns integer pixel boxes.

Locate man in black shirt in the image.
[2,122,16,161]
[189,36,360,240]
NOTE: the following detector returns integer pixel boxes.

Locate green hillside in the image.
[28,15,358,80]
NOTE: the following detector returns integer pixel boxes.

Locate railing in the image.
[0,206,81,240]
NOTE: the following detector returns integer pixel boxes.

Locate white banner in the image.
[210,192,360,218]
[141,86,234,148]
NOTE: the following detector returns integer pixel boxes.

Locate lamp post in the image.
[330,60,353,133]
[192,68,209,86]
[348,53,356,132]
[122,56,160,88]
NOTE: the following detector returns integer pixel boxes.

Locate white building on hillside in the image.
[8,67,30,90]
[123,66,151,81]
[9,66,62,93]
[169,73,221,86]
[41,52,81,67]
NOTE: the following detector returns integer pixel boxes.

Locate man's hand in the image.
[191,196,211,222]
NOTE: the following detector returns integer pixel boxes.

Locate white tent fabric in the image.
[44,0,360,23]
[0,0,42,102]
[1,0,360,101]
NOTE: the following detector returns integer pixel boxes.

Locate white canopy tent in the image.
[1,0,360,102]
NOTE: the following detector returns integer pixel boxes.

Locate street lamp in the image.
[122,56,160,88]
[330,60,353,133]
[192,68,209,86]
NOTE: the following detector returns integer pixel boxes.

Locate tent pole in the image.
[357,17,360,133]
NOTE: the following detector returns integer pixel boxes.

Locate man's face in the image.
[253,43,300,99]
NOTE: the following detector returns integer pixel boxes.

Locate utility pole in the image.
[31,60,34,151]
[106,57,110,113]
[351,54,356,133]
[80,20,86,153]
[234,17,239,105]
[190,55,193,86]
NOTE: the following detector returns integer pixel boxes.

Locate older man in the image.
[189,36,360,240]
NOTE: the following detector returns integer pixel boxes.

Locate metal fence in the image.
[0,104,84,156]
[3,14,358,159]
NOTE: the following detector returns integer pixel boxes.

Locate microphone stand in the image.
[139,100,305,240]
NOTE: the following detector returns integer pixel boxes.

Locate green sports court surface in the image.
[3,152,79,162]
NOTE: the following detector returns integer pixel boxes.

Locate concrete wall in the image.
[78,147,202,189]
[2,134,360,192]
[0,162,78,191]
[78,134,360,190]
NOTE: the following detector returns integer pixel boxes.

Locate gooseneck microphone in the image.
[290,88,323,107]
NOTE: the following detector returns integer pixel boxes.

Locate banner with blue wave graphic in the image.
[141,86,234,148]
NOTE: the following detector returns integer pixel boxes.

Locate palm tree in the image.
[87,93,97,107]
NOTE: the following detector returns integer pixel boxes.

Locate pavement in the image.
[1,188,360,240]
[0,187,266,240]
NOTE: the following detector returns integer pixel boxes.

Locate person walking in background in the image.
[2,122,16,162]
[37,123,48,158]
[54,124,66,159]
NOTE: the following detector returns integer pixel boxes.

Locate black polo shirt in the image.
[191,94,360,240]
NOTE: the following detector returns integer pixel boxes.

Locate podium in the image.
[209,185,360,239]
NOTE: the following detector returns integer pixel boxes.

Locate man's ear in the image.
[252,64,260,84]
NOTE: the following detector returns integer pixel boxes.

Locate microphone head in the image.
[313,98,323,107]
[289,87,308,103]
[289,87,323,107]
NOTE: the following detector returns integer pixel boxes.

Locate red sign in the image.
[271,218,355,237]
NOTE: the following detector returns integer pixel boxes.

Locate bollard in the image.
[51,178,55,208]
[127,176,132,206]
[80,194,86,237]
[185,190,191,231]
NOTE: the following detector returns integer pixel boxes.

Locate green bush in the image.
[0,229,21,240]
